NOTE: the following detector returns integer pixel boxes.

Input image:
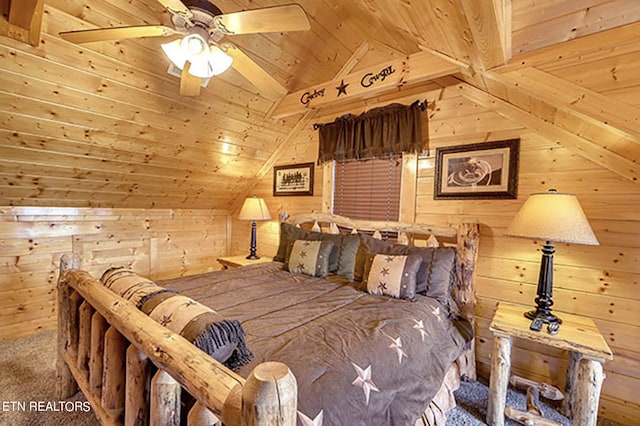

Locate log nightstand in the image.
[487,301,613,426]
[216,255,273,269]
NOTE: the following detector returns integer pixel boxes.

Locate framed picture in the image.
[273,162,314,196]
[434,139,519,199]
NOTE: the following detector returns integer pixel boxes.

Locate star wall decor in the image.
[351,362,379,405]
[336,79,349,96]
[298,409,323,426]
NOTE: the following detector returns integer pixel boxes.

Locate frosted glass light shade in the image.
[238,196,271,221]
[162,39,189,68]
[208,45,233,75]
[504,190,598,245]
[161,39,233,79]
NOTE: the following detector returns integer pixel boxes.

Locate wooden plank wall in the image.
[232,85,640,424]
[0,207,229,340]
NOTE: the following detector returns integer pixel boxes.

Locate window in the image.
[332,154,402,222]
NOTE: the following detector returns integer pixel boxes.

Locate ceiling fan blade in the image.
[215,4,310,35]
[180,61,202,96]
[156,0,193,19]
[59,25,177,44]
[223,44,286,100]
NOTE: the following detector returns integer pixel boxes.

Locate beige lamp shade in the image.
[238,196,271,221]
[504,190,598,245]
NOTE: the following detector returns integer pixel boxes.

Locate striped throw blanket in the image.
[100,267,253,370]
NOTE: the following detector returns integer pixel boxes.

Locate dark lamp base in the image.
[524,309,562,325]
[525,309,562,334]
[246,254,260,260]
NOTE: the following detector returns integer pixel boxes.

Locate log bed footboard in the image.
[55,255,297,426]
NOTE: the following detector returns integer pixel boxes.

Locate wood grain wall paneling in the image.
[0,207,229,340]
[234,76,640,424]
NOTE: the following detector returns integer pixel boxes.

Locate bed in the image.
[55,213,480,426]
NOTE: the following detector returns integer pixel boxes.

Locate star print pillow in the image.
[285,239,334,278]
[363,253,422,300]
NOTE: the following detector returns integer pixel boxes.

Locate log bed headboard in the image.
[56,213,480,426]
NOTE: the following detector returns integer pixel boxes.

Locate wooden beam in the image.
[460,0,511,69]
[0,0,42,46]
[8,0,39,29]
[498,67,640,145]
[441,76,640,183]
[478,69,640,166]
[494,21,640,73]
[272,50,458,118]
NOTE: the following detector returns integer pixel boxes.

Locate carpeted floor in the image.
[0,331,623,425]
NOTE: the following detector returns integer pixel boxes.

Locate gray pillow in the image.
[275,222,360,280]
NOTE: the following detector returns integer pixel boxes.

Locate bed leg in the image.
[126,345,151,426]
[242,361,297,426]
[56,257,78,399]
[151,370,181,426]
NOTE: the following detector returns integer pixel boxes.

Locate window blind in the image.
[333,154,402,221]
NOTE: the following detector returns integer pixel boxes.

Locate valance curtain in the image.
[316,100,425,164]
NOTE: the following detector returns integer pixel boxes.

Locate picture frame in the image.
[273,162,315,196]
[434,139,519,200]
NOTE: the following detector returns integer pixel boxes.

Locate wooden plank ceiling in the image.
[0,0,638,209]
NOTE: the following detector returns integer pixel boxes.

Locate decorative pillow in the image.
[363,253,422,300]
[354,233,458,306]
[284,239,334,278]
[275,222,360,280]
[100,267,253,370]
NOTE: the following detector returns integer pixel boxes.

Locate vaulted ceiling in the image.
[1,0,638,209]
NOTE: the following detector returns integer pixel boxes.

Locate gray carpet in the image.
[0,331,622,425]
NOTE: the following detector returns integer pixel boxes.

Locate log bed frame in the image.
[55,213,480,426]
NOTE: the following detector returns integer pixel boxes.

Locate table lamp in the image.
[238,196,271,259]
[504,189,598,334]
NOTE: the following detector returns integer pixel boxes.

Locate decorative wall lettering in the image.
[360,65,395,88]
[300,88,326,105]
[279,51,458,117]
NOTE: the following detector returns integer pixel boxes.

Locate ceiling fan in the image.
[59,0,310,97]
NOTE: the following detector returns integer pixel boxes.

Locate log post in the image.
[56,255,79,399]
[487,334,512,426]
[561,350,581,418]
[241,362,297,426]
[102,326,127,421]
[125,344,151,426]
[573,358,605,426]
[151,370,181,426]
[89,312,109,397]
[67,291,82,358]
[188,401,221,426]
[456,221,480,381]
[76,300,94,381]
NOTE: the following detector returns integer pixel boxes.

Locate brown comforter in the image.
[158,262,471,426]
